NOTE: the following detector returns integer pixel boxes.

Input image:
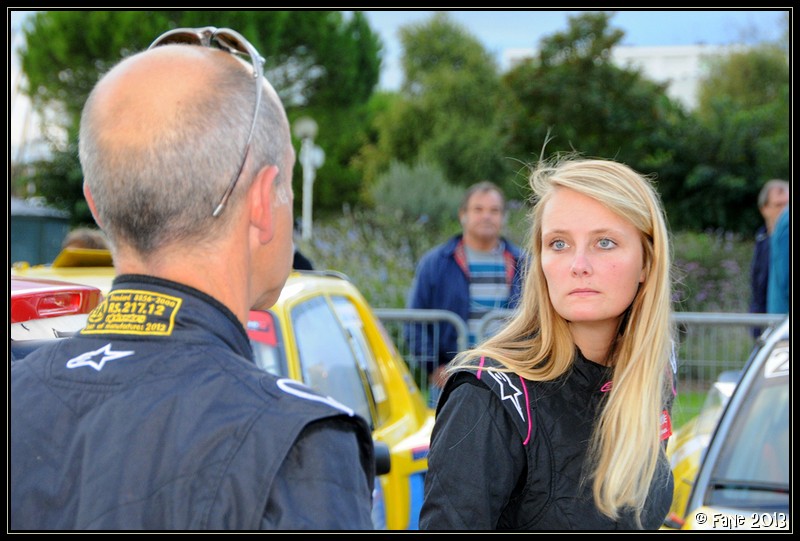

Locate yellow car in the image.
[246,270,433,530]
[664,370,739,527]
[11,250,434,530]
[11,247,116,296]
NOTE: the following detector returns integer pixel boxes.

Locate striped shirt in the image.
[465,245,511,346]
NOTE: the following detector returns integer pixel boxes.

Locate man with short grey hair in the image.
[749,178,789,335]
[11,27,374,530]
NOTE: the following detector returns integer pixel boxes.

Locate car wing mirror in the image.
[374,440,391,476]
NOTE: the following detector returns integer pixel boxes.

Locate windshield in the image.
[705,343,789,510]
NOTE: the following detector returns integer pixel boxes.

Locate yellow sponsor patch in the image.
[82,290,182,336]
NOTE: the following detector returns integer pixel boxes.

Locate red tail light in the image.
[247,310,278,346]
[663,511,686,529]
[10,278,103,323]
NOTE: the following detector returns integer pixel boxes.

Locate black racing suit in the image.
[420,352,674,530]
[10,275,375,530]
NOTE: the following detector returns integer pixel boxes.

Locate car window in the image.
[706,342,789,509]
[331,296,390,427]
[291,296,372,424]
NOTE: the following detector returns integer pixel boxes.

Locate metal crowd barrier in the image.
[375,308,786,419]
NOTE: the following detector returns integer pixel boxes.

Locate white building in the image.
[505,43,743,110]
[612,44,742,110]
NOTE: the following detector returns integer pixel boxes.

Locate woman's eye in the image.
[598,238,617,249]
[550,239,567,251]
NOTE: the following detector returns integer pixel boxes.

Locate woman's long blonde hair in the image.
[450,155,675,524]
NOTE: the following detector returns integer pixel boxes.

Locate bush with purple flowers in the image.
[297,206,754,314]
[671,229,752,313]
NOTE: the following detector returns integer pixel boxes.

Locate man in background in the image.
[61,226,109,250]
[749,179,789,334]
[406,181,524,406]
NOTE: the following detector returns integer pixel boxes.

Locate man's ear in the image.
[250,165,280,244]
[82,182,103,228]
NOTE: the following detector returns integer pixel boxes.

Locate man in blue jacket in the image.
[10,27,374,530]
[749,179,789,335]
[406,181,524,406]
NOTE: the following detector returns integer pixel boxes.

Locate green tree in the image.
[697,46,789,115]
[500,11,688,197]
[357,12,511,193]
[369,159,462,229]
[291,99,384,217]
[17,10,381,223]
[677,43,790,234]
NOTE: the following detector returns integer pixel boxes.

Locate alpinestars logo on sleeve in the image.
[486,370,525,422]
[66,344,135,371]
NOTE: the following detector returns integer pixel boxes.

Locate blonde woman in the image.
[420,156,676,530]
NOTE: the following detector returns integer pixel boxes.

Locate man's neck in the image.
[462,234,501,253]
[115,245,250,325]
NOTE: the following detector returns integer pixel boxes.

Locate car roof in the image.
[12,250,350,302]
[263,270,359,308]
[51,247,114,267]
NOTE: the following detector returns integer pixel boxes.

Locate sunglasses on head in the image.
[149,26,266,217]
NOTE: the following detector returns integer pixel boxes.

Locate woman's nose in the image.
[570,251,592,276]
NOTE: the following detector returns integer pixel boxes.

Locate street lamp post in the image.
[292,117,324,241]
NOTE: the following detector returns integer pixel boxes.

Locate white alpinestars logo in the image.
[66,344,135,371]
[486,370,525,422]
